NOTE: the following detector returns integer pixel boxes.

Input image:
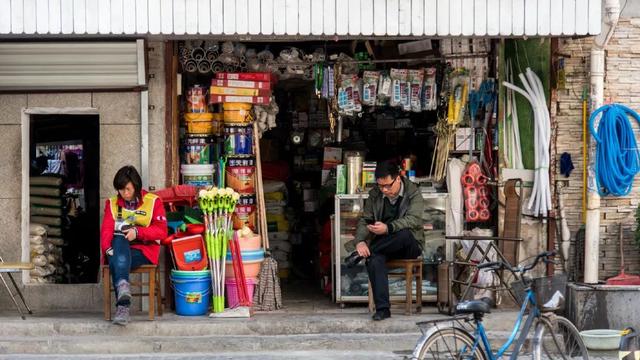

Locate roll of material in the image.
[30,196,62,207]
[31,216,61,227]
[463,187,477,199]
[465,198,478,209]
[478,209,491,221]
[476,174,488,185]
[346,155,363,194]
[30,177,63,187]
[30,186,61,197]
[197,60,211,74]
[478,187,489,198]
[31,206,63,217]
[191,47,206,61]
[478,197,490,209]
[205,49,219,62]
[461,174,475,186]
[466,209,479,222]
[184,60,198,73]
[211,61,224,73]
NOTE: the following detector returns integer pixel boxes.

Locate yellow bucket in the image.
[184,113,215,134]
[223,103,253,111]
[224,109,253,124]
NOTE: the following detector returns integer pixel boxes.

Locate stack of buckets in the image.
[222,102,262,308]
[171,269,211,316]
[181,84,222,187]
[169,235,212,316]
[225,230,264,308]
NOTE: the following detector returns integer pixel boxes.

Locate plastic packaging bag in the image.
[422,67,438,111]
[362,71,380,106]
[390,69,408,108]
[408,69,425,112]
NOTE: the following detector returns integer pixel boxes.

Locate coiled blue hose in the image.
[589,104,640,196]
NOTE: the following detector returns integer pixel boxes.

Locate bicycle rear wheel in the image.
[415,327,487,360]
[534,315,589,360]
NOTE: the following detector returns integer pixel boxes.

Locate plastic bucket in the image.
[181,164,215,187]
[225,259,263,279]
[170,270,211,316]
[226,249,264,262]
[225,278,256,308]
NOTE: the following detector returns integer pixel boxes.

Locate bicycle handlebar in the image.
[476,251,557,275]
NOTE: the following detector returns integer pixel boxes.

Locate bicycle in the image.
[409,251,589,359]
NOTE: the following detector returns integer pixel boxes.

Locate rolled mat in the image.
[29,186,61,197]
[31,216,61,227]
[31,206,63,217]
[30,196,62,207]
[30,177,63,187]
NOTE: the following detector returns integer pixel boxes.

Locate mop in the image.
[199,187,240,314]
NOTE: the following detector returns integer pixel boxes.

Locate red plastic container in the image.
[225,278,256,308]
[171,235,208,271]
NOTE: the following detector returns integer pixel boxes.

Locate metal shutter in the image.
[0,40,146,91]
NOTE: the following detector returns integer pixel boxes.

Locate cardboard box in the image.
[210,86,271,96]
[216,72,273,81]
[322,147,342,170]
[209,95,271,104]
[455,127,475,151]
[211,79,272,89]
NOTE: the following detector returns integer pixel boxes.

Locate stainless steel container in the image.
[345,154,363,194]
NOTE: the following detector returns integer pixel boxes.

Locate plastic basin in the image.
[225,259,263,279]
[580,329,621,350]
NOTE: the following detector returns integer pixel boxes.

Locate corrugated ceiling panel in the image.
[0,42,145,90]
[0,0,603,37]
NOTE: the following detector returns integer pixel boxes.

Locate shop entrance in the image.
[170,38,494,308]
[29,114,100,284]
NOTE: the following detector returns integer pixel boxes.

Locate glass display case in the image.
[333,192,449,304]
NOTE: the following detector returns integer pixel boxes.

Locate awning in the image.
[0,0,601,38]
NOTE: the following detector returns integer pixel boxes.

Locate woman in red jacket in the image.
[100,166,167,326]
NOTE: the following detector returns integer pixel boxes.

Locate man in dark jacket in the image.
[349,161,423,321]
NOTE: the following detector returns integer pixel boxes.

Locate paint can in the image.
[226,165,256,194]
[186,85,208,113]
[232,203,257,231]
[224,124,253,156]
[181,164,215,187]
[182,135,213,164]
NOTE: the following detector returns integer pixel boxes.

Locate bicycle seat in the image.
[455,300,491,315]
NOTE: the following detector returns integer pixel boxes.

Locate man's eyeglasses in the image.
[377,176,398,191]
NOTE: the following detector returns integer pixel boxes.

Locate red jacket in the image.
[100,190,168,265]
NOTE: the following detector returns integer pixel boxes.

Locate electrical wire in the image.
[588,103,640,197]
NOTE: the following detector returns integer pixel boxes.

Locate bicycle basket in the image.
[510,274,567,312]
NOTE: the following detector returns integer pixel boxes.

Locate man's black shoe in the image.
[372,308,391,321]
[345,251,364,268]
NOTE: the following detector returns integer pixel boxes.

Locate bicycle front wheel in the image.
[415,327,487,360]
[533,315,589,360]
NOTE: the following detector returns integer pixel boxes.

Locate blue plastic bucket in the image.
[170,270,211,316]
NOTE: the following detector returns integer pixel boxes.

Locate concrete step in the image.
[0,350,403,360]
[0,333,425,354]
[0,311,517,337]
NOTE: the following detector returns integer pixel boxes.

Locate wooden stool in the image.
[368,258,423,315]
[102,264,163,321]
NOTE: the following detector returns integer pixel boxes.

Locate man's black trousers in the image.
[366,229,422,311]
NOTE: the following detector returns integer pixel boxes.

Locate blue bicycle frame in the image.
[465,288,540,360]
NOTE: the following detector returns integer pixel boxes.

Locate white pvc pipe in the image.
[585,0,620,284]
[503,68,552,217]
